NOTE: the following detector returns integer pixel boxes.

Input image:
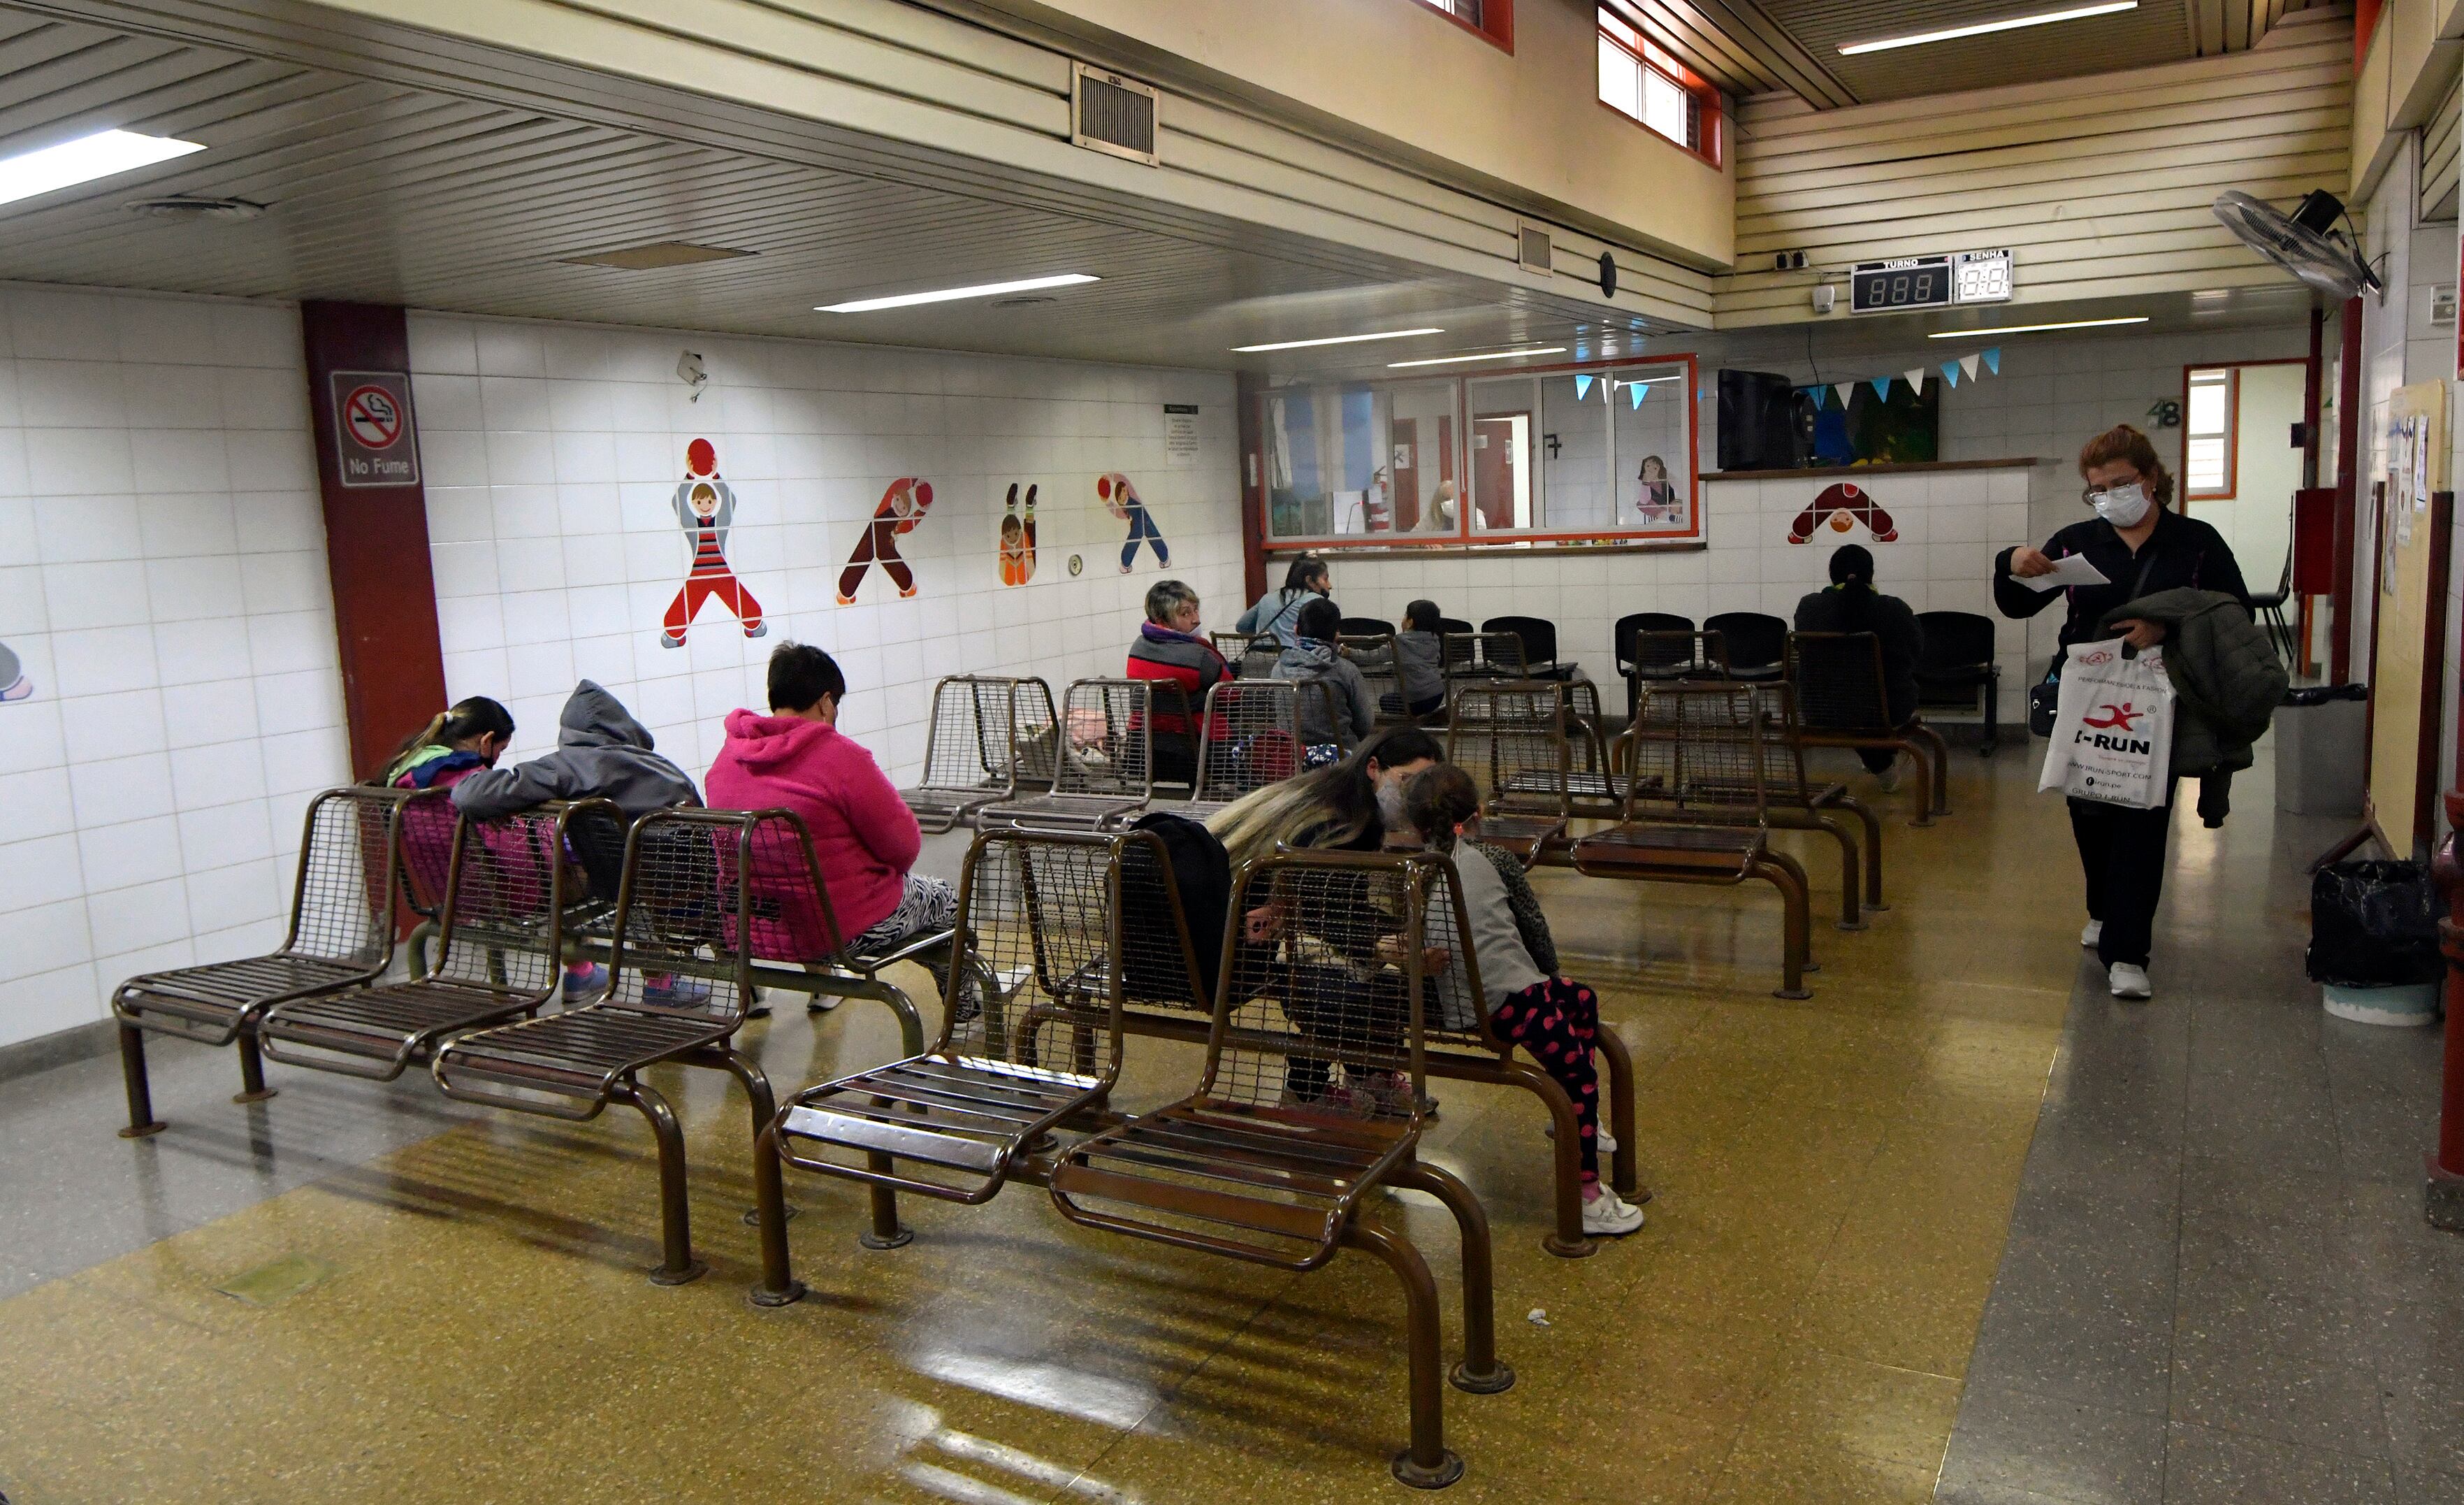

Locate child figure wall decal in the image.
[0,640,29,701]
[999,483,1037,586]
[661,438,767,648]
[1098,472,1168,573]
[838,477,935,604]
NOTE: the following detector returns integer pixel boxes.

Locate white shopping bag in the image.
[2037,637,2175,809]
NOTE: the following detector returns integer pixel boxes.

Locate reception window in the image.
[1410,0,1514,50]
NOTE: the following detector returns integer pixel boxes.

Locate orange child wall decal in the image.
[838,477,935,604]
[1786,481,1898,545]
[999,483,1037,586]
[660,438,767,648]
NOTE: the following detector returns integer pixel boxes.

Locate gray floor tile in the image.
[2379,1295,2464,1478]
[1965,1230,2176,1416]
[2398,1462,2464,1504]
[2161,1422,2394,1503]
[1937,1383,2168,1504]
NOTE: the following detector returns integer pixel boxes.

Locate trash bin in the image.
[2275,684,2368,816]
[2307,858,2444,1025]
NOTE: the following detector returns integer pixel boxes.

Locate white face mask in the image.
[2092,483,2152,528]
[1375,776,1408,830]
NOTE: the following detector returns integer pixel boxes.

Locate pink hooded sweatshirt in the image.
[704,709,920,942]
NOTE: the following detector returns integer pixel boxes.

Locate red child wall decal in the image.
[1785,481,1899,545]
[838,477,935,605]
[661,438,767,648]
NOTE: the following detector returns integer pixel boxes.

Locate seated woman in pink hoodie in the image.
[706,642,957,1011]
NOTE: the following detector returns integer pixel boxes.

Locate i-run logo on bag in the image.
[2075,701,2154,755]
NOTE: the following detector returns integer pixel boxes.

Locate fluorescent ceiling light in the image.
[1231,327,1445,353]
[0,129,204,208]
[1839,1,2136,55]
[1389,345,1568,368]
[818,273,1098,313]
[1928,316,2148,338]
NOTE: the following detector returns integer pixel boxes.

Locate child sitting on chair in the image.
[1402,763,1644,1236]
[1272,597,1377,763]
[1354,598,1447,721]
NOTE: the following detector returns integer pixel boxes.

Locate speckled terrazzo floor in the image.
[0,743,2082,1504]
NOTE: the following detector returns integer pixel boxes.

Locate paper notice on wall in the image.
[1164,404,1199,468]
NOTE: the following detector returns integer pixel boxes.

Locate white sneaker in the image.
[1582,1187,1645,1237]
[2080,920,2103,949]
[2108,963,2152,1000]
[1542,1123,1617,1154]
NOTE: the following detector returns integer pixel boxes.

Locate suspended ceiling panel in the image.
[0,7,1677,376]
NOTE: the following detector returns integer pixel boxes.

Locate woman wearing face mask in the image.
[1995,424,2249,1002]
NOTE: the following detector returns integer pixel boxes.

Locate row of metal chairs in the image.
[1618,610,2003,752]
[110,786,1523,1485]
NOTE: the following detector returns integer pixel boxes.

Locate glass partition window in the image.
[1263,359,1695,547]
[1598,9,1720,165]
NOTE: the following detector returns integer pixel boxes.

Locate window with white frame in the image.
[2186,366,2235,498]
[1598,9,1719,164]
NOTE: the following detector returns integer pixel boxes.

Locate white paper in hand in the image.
[2016,553,2110,592]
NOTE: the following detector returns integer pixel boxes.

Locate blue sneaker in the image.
[643,975,713,1007]
[562,963,610,1004]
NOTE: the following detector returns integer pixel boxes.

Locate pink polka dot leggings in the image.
[1491,977,1602,1180]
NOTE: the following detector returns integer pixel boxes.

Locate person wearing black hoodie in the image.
[1793,544,1925,788]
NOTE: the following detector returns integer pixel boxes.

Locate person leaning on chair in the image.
[1793,544,1925,792]
[1993,423,2249,1004]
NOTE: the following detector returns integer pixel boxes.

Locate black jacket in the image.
[1793,586,1925,728]
[1994,507,2250,651]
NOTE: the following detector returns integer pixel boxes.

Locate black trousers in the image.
[2067,780,2179,968]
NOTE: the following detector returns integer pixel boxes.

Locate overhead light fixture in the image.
[0,128,205,209]
[817,273,1098,313]
[1389,345,1568,368]
[1928,316,2148,338]
[1231,327,1446,353]
[1839,1,2136,55]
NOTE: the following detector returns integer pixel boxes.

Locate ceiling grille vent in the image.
[1073,62,1160,166]
[1517,223,1554,274]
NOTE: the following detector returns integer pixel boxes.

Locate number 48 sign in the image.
[330,370,420,488]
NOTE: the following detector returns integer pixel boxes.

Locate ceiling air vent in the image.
[1073,62,1160,166]
[560,240,757,271]
[1517,223,1554,274]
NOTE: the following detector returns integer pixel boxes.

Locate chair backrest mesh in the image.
[1621,683,1769,824]
[1447,681,1571,818]
[1739,682,1817,800]
[397,788,458,921]
[603,809,755,1023]
[1193,680,1304,805]
[722,808,848,965]
[286,787,403,967]
[432,804,576,994]
[1628,629,1727,677]
[1338,633,1400,716]
[1706,612,1788,669]
[1007,679,1061,787]
[1055,679,1154,798]
[1788,631,1894,735]
[945,830,1154,1080]
[1198,849,1449,1123]
[913,675,1025,795]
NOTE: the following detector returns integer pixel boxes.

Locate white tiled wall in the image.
[0,285,349,1051]
[409,314,1243,785]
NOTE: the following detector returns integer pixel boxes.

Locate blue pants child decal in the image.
[0,640,27,701]
[1099,473,1168,573]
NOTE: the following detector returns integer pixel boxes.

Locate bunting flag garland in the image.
[1808,384,1827,409]
[1870,377,1892,400]
[1940,360,1961,388]
[1574,374,1593,401]
[1630,382,1646,409]
[1904,368,1929,393]
[1961,353,1981,381]
[1835,382,1857,410]
[1983,347,2001,374]
[1797,346,2007,411]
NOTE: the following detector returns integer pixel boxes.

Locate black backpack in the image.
[1124,812,1231,1007]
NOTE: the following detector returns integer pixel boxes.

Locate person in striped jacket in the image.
[1125,579,1229,788]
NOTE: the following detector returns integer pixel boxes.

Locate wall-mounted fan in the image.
[2212,189,2383,302]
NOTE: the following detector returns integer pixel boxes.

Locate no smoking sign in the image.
[329,370,419,488]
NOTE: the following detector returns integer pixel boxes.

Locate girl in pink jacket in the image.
[706,644,959,1006]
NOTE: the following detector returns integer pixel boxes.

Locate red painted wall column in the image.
[1236,373,1268,608]
[300,301,447,777]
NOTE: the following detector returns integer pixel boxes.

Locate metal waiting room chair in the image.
[1785,631,1952,821]
[1913,612,2003,756]
[1703,611,1788,682]
[1481,615,1570,679]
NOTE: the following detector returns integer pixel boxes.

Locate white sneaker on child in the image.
[1582,1187,1645,1236]
[2080,920,2103,949]
[2108,963,2152,1000]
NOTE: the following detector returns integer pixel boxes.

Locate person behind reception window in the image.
[1994,423,2249,1004]
[1793,544,1925,791]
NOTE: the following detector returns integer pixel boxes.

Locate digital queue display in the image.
[1848,249,2013,315]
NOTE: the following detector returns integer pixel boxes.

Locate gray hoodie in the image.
[1353,629,1445,709]
[450,680,702,819]
[1273,640,1377,750]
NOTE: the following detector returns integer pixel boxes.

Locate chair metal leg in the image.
[1816,814,1863,930]
[1834,794,1887,911]
[1344,1220,1465,1490]
[709,1048,806,1308]
[233,1031,277,1104]
[1915,726,1952,816]
[407,920,437,980]
[618,1081,706,1286]
[117,1024,166,1139]
[862,1153,914,1250]
[1500,1058,1594,1260]
[1755,854,1814,1000]
[1393,1162,1514,1396]
[1982,674,2001,756]
[1594,1021,1644,1202]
